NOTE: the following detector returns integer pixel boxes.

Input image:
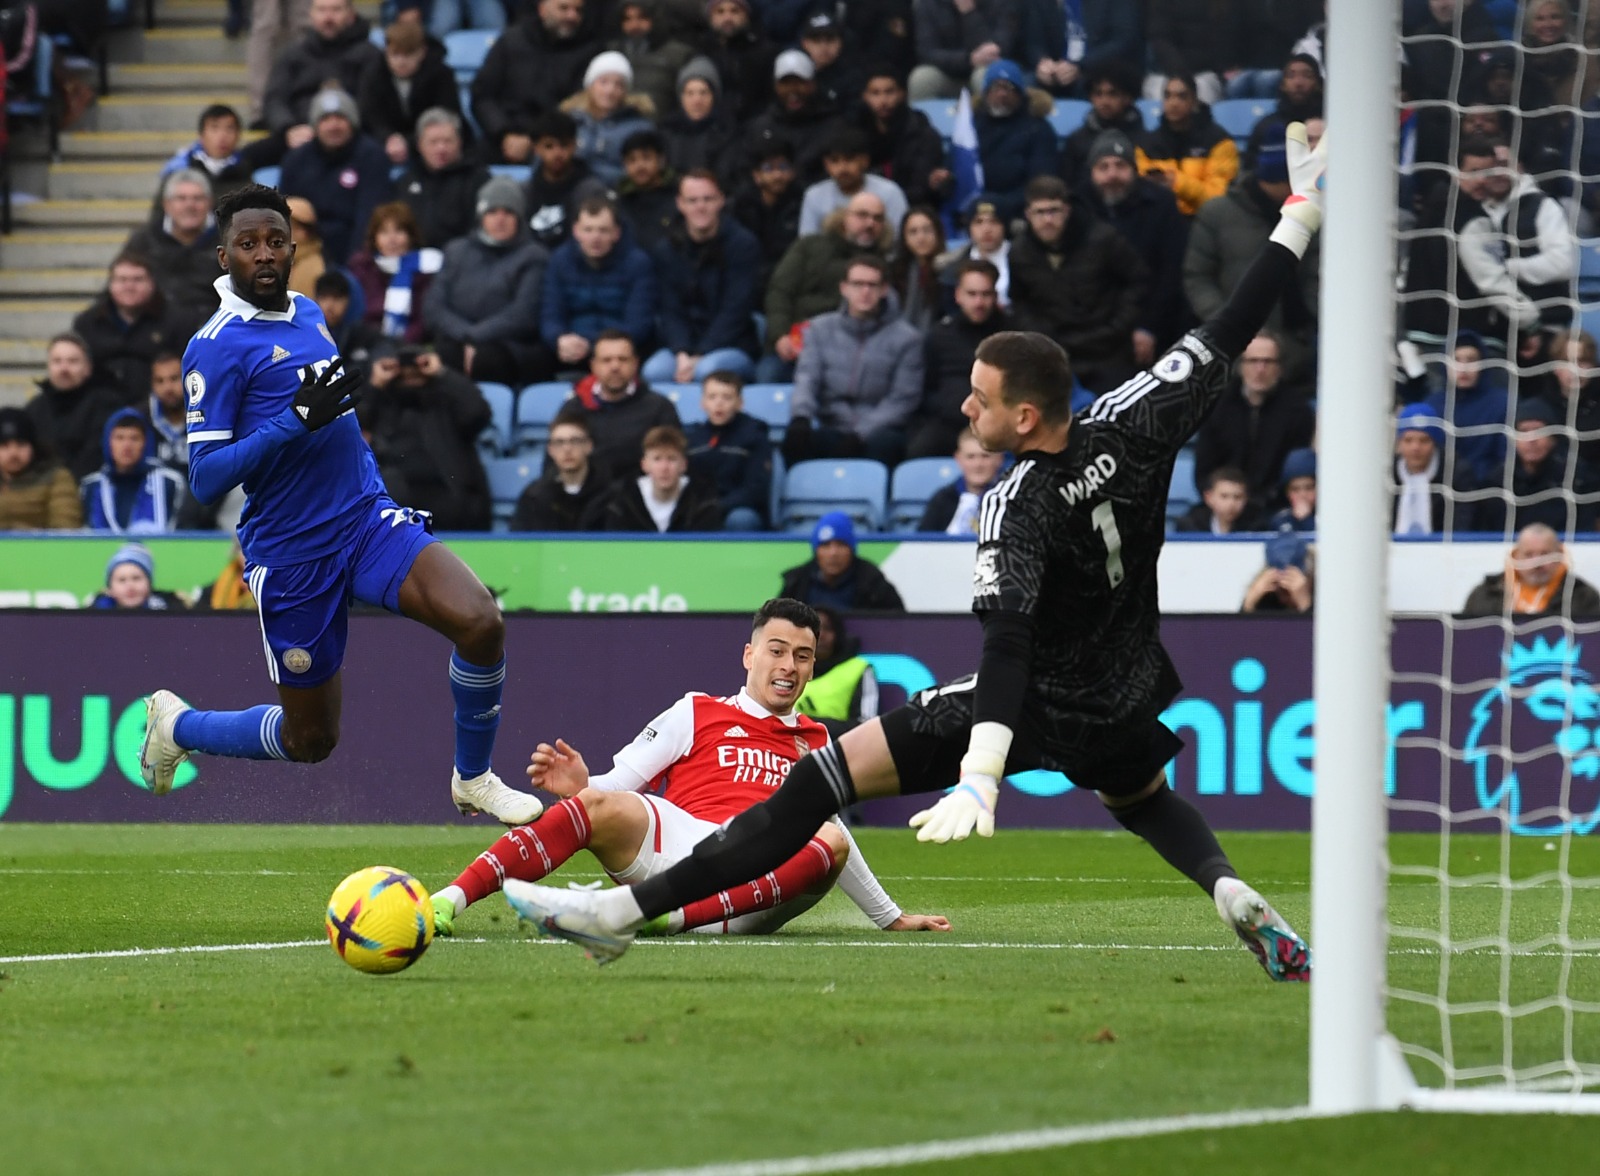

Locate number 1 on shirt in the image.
[1092,501,1125,588]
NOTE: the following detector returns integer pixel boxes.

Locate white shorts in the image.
[608,794,826,935]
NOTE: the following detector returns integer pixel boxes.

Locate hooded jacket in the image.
[778,553,905,612]
[693,24,777,123]
[356,49,463,147]
[471,11,599,146]
[582,471,725,532]
[120,219,222,327]
[355,366,492,532]
[851,99,946,210]
[1135,105,1238,217]
[279,134,393,265]
[1058,103,1148,193]
[1184,173,1320,345]
[396,155,492,249]
[540,234,659,351]
[762,206,892,348]
[425,224,550,347]
[0,452,82,530]
[563,91,659,188]
[792,299,924,437]
[263,15,383,132]
[685,411,772,523]
[974,98,1060,223]
[1078,174,1192,347]
[24,376,125,481]
[71,288,194,402]
[79,407,185,534]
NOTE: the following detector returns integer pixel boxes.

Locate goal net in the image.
[1312,0,1600,1113]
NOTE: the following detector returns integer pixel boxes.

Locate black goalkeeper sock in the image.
[1108,786,1238,897]
[631,743,857,921]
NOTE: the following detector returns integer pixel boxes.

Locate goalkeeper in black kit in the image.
[509,125,1328,979]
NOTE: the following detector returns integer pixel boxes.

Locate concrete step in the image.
[0,269,106,298]
[108,62,247,91]
[151,0,232,27]
[0,379,38,409]
[0,300,85,340]
[80,93,251,133]
[110,27,248,65]
[8,200,151,231]
[0,230,132,269]
[48,163,164,201]
[62,130,195,161]
[0,339,50,366]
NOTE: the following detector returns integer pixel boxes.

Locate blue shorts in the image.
[245,499,436,688]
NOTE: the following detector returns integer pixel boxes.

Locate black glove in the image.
[292,359,364,432]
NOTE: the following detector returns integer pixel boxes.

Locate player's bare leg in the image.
[1100,772,1310,982]
[397,543,539,825]
[275,675,342,762]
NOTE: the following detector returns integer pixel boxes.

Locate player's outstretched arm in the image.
[833,824,951,930]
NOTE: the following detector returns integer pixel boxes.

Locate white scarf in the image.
[1394,452,1439,535]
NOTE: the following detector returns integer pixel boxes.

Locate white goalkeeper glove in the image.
[909,774,999,842]
[1269,121,1328,258]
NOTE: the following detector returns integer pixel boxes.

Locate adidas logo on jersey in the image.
[270,345,291,363]
[724,725,749,738]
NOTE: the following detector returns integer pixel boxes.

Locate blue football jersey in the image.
[183,277,385,564]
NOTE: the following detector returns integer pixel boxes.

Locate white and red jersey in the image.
[611,689,830,825]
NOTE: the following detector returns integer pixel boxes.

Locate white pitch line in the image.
[0,939,327,964]
[597,1106,1328,1176]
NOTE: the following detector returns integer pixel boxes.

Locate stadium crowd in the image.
[6,0,1600,557]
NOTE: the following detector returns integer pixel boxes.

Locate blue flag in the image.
[945,88,985,234]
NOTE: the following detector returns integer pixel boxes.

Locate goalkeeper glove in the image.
[909,774,999,843]
[1269,121,1328,259]
[292,359,364,432]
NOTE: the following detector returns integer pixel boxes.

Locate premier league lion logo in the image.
[1464,637,1600,835]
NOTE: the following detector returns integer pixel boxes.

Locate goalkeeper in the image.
[509,125,1328,980]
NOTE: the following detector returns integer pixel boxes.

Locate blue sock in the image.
[173,705,290,761]
[449,651,504,778]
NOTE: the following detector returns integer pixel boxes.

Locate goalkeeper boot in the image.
[1215,877,1311,983]
[504,879,636,966]
[430,895,456,938]
[452,767,543,826]
[140,690,192,796]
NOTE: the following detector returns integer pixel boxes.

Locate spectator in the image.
[1078,130,1191,359]
[660,57,737,178]
[1460,522,1600,618]
[779,511,906,611]
[394,108,490,248]
[426,175,555,385]
[684,370,772,530]
[472,0,599,163]
[25,333,124,482]
[1058,57,1147,192]
[729,137,803,293]
[608,0,696,118]
[696,0,778,123]
[916,426,1005,535]
[837,0,916,83]
[617,130,680,251]
[0,408,83,531]
[511,409,613,531]
[908,0,1019,102]
[799,127,909,237]
[145,351,189,477]
[584,423,724,531]
[279,88,392,265]
[356,341,493,531]
[283,196,327,297]
[345,202,443,343]
[91,544,186,611]
[736,50,842,187]
[157,103,273,209]
[564,51,659,189]
[851,65,948,210]
[79,408,185,534]
[1267,446,1316,533]
[762,192,892,380]
[797,10,861,114]
[646,171,762,383]
[1136,72,1238,218]
[262,0,381,143]
[314,269,381,362]
[1020,0,1143,98]
[1192,331,1316,512]
[937,199,1011,307]
[1241,529,1314,614]
[787,255,924,466]
[122,170,222,328]
[1175,465,1264,534]
[1391,402,1462,536]
[193,539,255,612]
[1143,0,1233,105]
[911,258,1011,459]
[972,60,1059,224]
[523,112,606,250]
[1244,53,1323,166]
[72,253,196,403]
[357,18,462,166]
[890,207,947,333]
[1008,175,1146,393]
[565,330,683,480]
[1475,398,1600,536]
[542,196,660,367]
[1545,328,1600,471]
[795,604,879,738]
[1226,0,1323,98]
[247,0,312,129]
[1184,128,1320,365]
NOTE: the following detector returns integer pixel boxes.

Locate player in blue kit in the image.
[139,185,541,826]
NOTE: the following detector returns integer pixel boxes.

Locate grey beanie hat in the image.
[476,175,526,220]
[677,55,722,101]
[310,87,361,132]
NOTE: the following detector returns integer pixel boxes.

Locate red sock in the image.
[678,835,835,932]
[451,797,592,907]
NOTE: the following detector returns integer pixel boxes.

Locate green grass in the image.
[0,826,1595,1176]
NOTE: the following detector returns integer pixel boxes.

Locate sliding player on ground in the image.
[506,125,1330,977]
[139,184,539,826]
[436,597,949,939]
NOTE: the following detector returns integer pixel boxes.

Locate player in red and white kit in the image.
[430,598,950,938]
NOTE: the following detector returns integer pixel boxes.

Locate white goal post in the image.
[1310,0,1600,1115]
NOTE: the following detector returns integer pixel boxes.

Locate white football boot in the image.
[1214,877,1311,982]
[504,879,637,965]
[451,767,543,826]
[139,690,192,795]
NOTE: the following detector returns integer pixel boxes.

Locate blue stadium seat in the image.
[781,459,889,532]
[741,383,792,443]
[914,98,956,143]
[445,29,498,83]
[1579,246,1600,298]
[1211,99,1273,145]
[888,457,959,531]
[485,454,543,530]
[252,166,282,189]
[476,382,515,458]
[1136,99,1163,130]
[769,449,785,529]
[655,383,706,425]
[1167,449,1198,525]
[1047,99,1091,143]
[515,382,573,451]
[370,26,386,49]
[488,164,531,183]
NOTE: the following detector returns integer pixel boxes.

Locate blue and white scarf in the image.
[379,247,444,338]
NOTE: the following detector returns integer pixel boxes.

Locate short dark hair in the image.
[621,129,666,158]
[973,331,1073,425]
[826,127,872,160]
[679,168,723,194]
[1458,133,1505,164]
[109,251,153,277]
[953,257,1000,286]
[1164,71,1198,100]
[1083,58,1142,100]
[530,111,578,143]
[575,194,619,223]
[549,405,593,436]
[216,183,292,241]
[752,597,820,641]
[150,349,183,368]
[641,424,688,455]
[1023,175,1070,207]
[197,103,240,132]
[313,269,352,298]
[860,63,903,88]
[593,328,635,354]
[702,369,745,395]
[752,136,795,166]
[1204,465,1248,492]
[843,253,889,282]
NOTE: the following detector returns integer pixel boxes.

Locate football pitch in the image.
[1,825,1595,1175]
